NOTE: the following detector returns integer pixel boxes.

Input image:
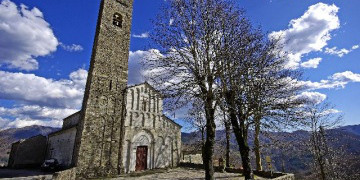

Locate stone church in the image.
[45,82,181,173]
[8,0,182,179]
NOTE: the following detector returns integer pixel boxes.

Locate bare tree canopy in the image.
[146,0,241,179]
[146,0,305,179]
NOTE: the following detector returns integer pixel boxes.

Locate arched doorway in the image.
[128,130,154,172]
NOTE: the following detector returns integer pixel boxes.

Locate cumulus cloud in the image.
[0,69,87,109]
[299,71,360,90]
[325,45,359,57]
[0,117,10,129]
[59,43,84,52]
[0,0,59,70]
[0,68,86,129]
[301,57,322,68]
[332,71,360,82]
[5,118,62,129]
[0,105,77,121]
[270,3,340,69]
[132,32,149,38]
[296,91,327,104]
[0,105,78,129]
[321,108,341,115]
[128,50,160,85]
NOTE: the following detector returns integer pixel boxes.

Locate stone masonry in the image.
[72,0,134,178]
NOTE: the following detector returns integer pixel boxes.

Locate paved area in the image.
[115,168,264,180]
[0,169,52,180]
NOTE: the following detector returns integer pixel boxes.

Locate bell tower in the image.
[72,0,133,178]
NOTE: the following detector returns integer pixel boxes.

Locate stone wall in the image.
[47,127,77,167]
[181,153,203,164]
[273,174,295,180]
[9,135,47,168]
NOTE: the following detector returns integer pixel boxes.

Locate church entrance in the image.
[135,146,148,171]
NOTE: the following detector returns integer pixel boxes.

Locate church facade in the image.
[122,83,181,172]
[43,82,181,173]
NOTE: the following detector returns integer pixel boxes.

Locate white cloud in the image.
[325,44,359,57]
[128,50,161,85]
[0,0,59,70]
[132,32,149,38]
[6,118,62,129]
[0,68,86,129]
[0,105,77,121]
[321,108,341,115]
[296,91,327,104]
[0,117,10,129]
[0,105,77,129]
[169,18,174,25]
[331,71,360,82]
[0,69,87,109]
[301,57,322,68]
[270,3,340,69]
[299,71,360,90]
[59,43,84,52]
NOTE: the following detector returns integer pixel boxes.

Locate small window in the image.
[113,13,122,28]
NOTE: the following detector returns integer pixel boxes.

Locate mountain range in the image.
[0,124,359,179]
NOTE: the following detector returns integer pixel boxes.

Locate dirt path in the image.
[115,168,265,180]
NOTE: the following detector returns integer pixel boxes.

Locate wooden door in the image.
[135,146,148,171]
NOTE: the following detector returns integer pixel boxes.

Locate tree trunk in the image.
[203,98,216,180]
[225,120,231,168]
[227,96,253,180]
[254,115,262,171]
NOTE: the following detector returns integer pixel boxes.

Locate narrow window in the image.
[136,88,140,110]
[131,89,134,110]
[142,114,145,127]
[143,97,147,111]
[157,97,159,113]
[113,13,122,28]
[153,115,156,128]
[130,113,133,127]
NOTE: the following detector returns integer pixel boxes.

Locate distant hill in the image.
[0,125,60,166]
[182,124,360,179]
[337,124,360,136]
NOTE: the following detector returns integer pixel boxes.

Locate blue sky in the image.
[0,0,359,130]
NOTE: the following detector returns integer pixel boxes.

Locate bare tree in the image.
[305,102,342,180]
[215,9,304,178]
[249,68,303,171]
[222,110,231,168]
[146,0,239,179]
[303,101,343,180]
[185,99,207,145]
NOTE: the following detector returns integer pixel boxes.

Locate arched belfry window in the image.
[113,13,122,28]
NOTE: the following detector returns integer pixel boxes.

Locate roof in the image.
[127,82,163,98]
[63,111,81,121]
[162,114,182,128]
[48,126,77,137]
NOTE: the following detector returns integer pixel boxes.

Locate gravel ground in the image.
[115,167,265,180]
[0,167,266,180]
